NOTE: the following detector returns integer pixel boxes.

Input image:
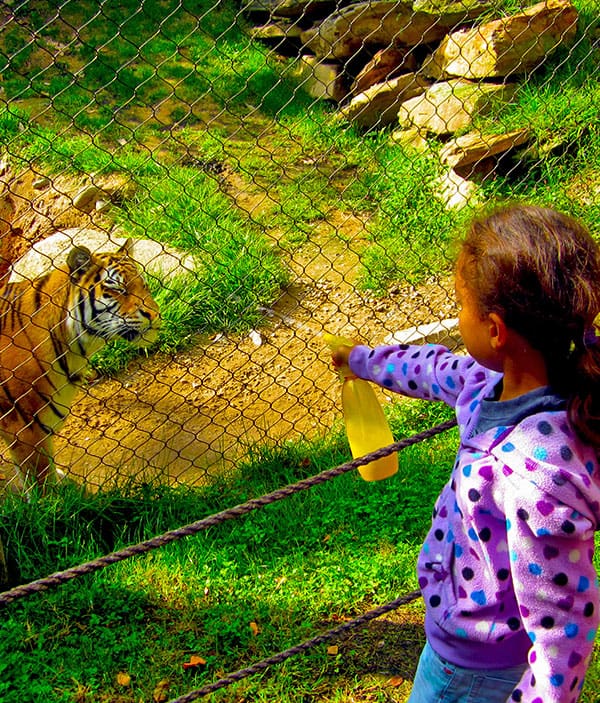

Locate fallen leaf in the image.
[183,655,207,669]
[116,671,131,686]
[152,678,170,703]
[326,645,339,655]
[249,621,260,636]
[388,675,404,687]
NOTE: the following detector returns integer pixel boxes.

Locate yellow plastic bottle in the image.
[324,333,398,481]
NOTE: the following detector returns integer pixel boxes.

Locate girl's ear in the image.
[488,312,508,350]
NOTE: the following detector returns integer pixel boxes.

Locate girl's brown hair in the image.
[460,204,600,446]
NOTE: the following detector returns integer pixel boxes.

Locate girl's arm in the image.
[348,343,486,407]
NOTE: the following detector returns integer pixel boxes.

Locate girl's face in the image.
[455,260,502,371]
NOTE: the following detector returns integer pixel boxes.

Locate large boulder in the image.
[423,0,578,79]
[350,46,418,95]
[385,318,461,348]
[340,73,431,127]
[8,228,196,283]
[301,1,491,59]
[433,169,480,210]
[398,79,516,135]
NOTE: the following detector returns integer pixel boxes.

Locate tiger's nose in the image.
[140,305,161,329]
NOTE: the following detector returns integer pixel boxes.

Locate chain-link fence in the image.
[0,0,597,493]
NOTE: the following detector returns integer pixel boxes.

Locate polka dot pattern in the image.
[347,343,600,703]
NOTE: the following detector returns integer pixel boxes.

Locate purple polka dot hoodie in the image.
[348,343,600,703]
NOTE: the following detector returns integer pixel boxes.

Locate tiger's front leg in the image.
[2,425,56,495]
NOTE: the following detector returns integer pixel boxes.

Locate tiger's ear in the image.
[116,238,135,257]
[67,246,93,278]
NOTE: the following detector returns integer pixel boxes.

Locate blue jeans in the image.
[407,642,527,703]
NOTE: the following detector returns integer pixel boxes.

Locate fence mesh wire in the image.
[0,0,596,492]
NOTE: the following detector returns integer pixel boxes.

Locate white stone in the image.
[434,169,480,210]
[291,55,346,102]
[8,228,196,283]
[384,318,462,349]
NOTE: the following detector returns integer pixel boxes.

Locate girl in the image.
[333,205,600,702]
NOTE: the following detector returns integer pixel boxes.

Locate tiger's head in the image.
[66,239,161,352]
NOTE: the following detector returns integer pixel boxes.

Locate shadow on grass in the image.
[327,612,425,680]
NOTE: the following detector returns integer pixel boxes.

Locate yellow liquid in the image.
[324,333,398,481]
[342,377,398,481]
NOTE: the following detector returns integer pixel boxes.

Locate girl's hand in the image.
[331,345,354,370]
[323,333,358,377]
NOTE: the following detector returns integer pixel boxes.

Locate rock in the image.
[291,55,347,101]
[242,0,338,19]
[72,184,105,212]
[565,170,600,207]
[398,79,516,135]
[339,73,431,128]
[423,0,578,79]
[390,126,431,153]
[301,1,486,60]
[350,47,418,95]
[384,318,461,349]
[249,330,263,346]
[439,128,530,170]
[71,174,136,213]
[8,228,197,283]
[250,21,304,43]
[32,177,50,189]
[434,169,480,210]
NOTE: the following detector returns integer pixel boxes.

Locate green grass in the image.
[2,398,600,702]
[0,400,455,703]
[114,166,287,350]
[356,146,468,292]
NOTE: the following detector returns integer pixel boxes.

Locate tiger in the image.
[0,239,161,493]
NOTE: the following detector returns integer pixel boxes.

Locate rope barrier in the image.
[166,589,423,702]
[0,417,456,606]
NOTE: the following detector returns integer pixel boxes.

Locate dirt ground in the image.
[0,165,457,490]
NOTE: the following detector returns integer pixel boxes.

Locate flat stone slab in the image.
[384,318,462,350]
[398,79,515,135]
[439,128,531,169]
[301,1,486,59]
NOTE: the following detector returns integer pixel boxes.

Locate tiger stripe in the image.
[0,239,160,493]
